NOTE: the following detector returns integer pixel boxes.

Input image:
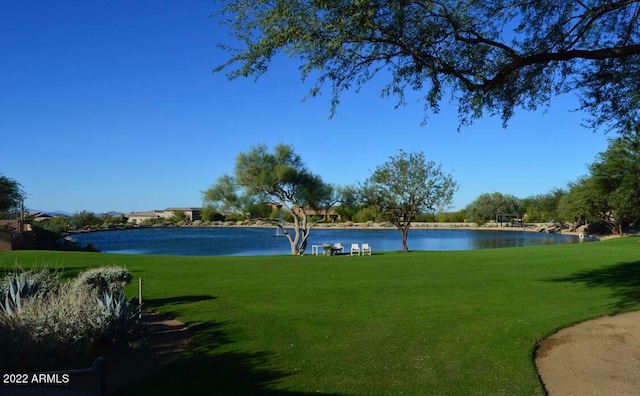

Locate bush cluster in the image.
[0,266,141,371]
[73,266,132,294]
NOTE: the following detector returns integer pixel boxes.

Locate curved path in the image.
[535,311,640,395]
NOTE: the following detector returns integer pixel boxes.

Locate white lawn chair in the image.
[350,243,360,256]
[333,242,344,254]
[361,243,372,255]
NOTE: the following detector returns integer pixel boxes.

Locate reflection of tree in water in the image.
[471,233,573,249]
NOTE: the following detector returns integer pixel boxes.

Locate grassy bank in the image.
[2,237,638,395]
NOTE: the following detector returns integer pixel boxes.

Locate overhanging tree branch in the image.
[215,0,640,134]
[481,44,640,92]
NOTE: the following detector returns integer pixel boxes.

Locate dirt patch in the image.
[99,312,190,394]
[535,311,640,395]
[58,312,190,395]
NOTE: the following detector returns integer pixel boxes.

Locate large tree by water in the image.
[203,144,336,255]
[362,151,457,252]
[465,192,522,225]
[214,1,640,134]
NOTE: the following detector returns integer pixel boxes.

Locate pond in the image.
[68,227,580,256]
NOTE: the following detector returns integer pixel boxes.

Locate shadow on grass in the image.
[143,295,217,309]
[552,260,640,310]
[115,320,338,396]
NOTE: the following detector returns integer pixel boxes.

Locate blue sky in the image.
[2,1,612,214]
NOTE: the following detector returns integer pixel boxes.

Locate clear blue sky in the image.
[2,1,612,214]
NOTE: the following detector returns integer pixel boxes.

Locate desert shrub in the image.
[0,265,140,371]
[225,213,244,222]
[0,283,102,370]
[139,217,165,226]
[414,213,436,222]
[73,266,132,295]
[435,210,468,222]
[0,316,31,370]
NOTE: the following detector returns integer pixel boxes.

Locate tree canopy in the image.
[520,188,566,223]
[203,143,335,255]
[588,134,640,233]
[215,1,640,133]
[362,150,457,252]
[465,192,522,224]
[0,175,24,217]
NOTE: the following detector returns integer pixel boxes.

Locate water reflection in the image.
[69,227,580,257]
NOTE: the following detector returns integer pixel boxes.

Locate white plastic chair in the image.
[361,243,372,255]
[333,242,344,254]
[350,243,360,255]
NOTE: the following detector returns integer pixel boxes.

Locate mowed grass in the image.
[2,237,640,395]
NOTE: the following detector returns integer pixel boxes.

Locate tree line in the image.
[465,133,640,235]
[202,1,640,254]
[1,132,637,254]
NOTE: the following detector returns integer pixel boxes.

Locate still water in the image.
[69,227,580,256]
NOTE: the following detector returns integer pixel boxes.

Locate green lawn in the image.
[2,237,639,395]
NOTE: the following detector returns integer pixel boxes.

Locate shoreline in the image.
[67,221,601,237]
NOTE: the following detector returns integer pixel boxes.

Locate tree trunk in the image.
[285,226,300,255]
[401,230,408,252]
[298,234,309,255]
[399,223,411,252]
[280,211,319,255]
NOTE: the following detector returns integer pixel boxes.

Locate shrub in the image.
[30,225,64,249]
[225,213,244,222]
[0,265,140,371]
[73,266,132,295]
[414,213,436,222]
[0,283,102,370]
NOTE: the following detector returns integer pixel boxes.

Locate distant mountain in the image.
[29,210,126,217]
[29,210,72,217]
[103,211,125,217]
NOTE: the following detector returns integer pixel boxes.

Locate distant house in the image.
[299,207,341,221]
[126,207,202,224]
[266,203,341,221]
[27,211,54,222]
[126,210,166,225]
[164,207,202,222]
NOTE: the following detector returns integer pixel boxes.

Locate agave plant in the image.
[0,269,57,316]
[96,290,142,344]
